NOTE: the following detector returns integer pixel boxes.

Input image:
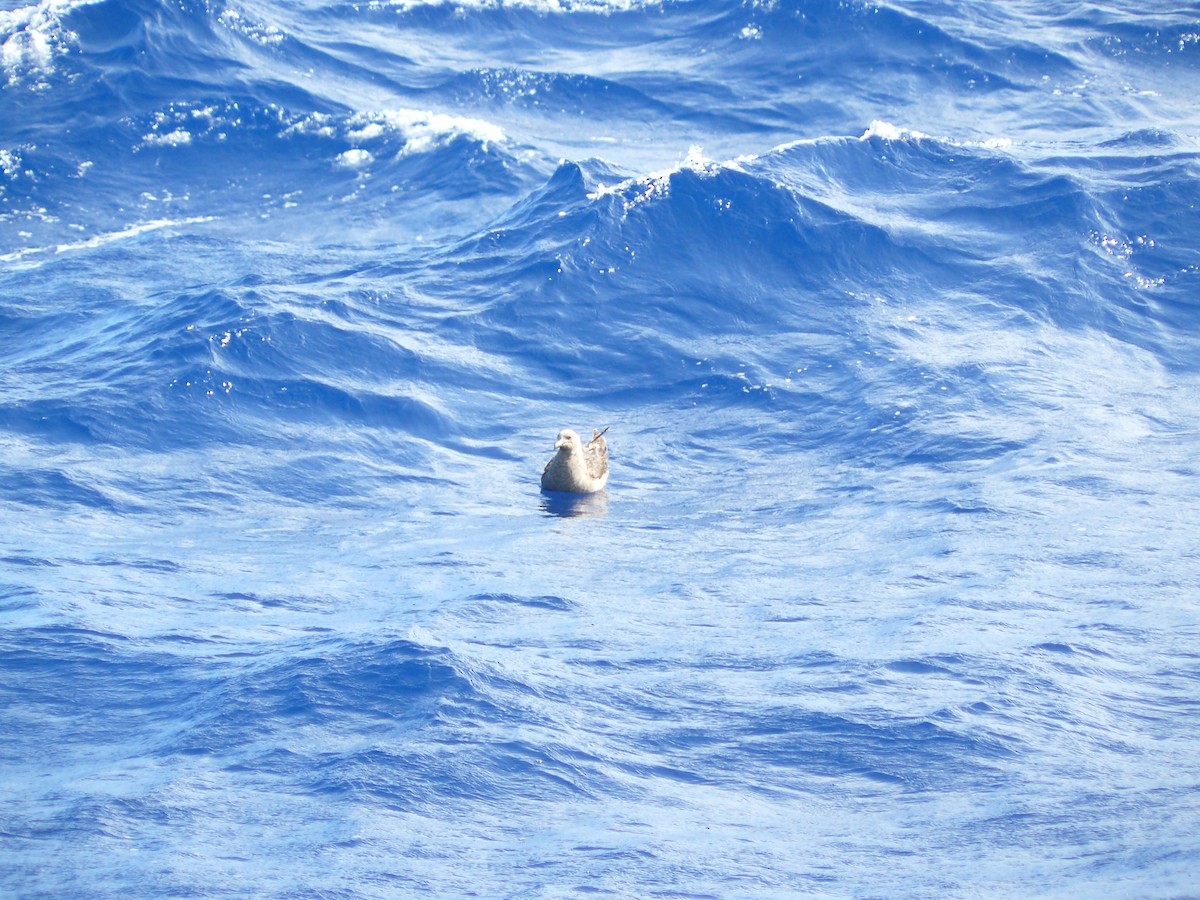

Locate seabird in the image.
[541,427,609,493]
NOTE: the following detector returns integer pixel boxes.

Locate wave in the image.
[4,0,1200,893]
[0,0,105,85]
[7,110,1194,469]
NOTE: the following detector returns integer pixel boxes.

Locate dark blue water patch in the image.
[62,0,236,80]
[0,626,211,766]
[558,653,1016,792]
[769,133,1200,368]
[465,591,577,612]
[885,659,958,677]
[210,301,415,384]
[539,489,611,518]
[224,693,630,813]
[1078,155,1200,363]
[1095,128,1199,155]
[0,631,513,812]
[1034,642,1079,656]
[925,498,996,516]
[332,737,611,809]
[209,591,300,610]
[229,377,459,442]
[596,161,905,293]
[1,254,499,454]
[418,138,1156,443]
[403,158,915,407]
[67,555,186,577]
[62,0,149,58]
[0,554,59,569]
[511,0,1075,145]
[50,0,370,122]
[463,156,597,238]
[0,466,121,511]
[194,639,495,744]
[770,135,1106,288]
[2,83,537,255]
[1,397,117,447]
[0,283,144,378]
[256,442,450,506]
[0,271,248,397]
[0,583,39,612]
[894,433,1026,468]
[1081,13,1200,69]
[712,0,1053,89]
[626,703,1012,794]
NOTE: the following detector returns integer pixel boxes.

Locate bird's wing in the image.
[584,430,608,479]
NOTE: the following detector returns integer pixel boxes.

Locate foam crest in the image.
[291,108,506,160]
[860,120,931,142]
[0,216,215,265]
[0,148,24,179]
[0,0,100,85]
[861,119,1013,150]
[587,144,718,210]
[349,109,506,156]
[216,8,284,47]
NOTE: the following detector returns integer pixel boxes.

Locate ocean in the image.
[2,0,1199,895]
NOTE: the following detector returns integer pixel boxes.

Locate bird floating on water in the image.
[541,427,609,493]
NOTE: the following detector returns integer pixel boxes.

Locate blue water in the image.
[3,0,1200,894]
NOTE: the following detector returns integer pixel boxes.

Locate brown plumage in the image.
[540,427,609,493]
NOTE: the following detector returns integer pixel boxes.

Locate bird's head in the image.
[555,429,581,452]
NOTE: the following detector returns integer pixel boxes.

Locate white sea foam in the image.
[861,120,931,142]
[286,113,338,139]
[336,148,374,169]
[136,106,226,149]
[588,144,717,210]
[288,108,506,165]
[351,109,506,156]
[347,123,388,143]
[0,148,24,179]
[130,101,387,155]
[0,0,101,84]
[0,216,215,264]
[217,9,285,47]
[861,119,1013,150]
[141,129,193,148]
